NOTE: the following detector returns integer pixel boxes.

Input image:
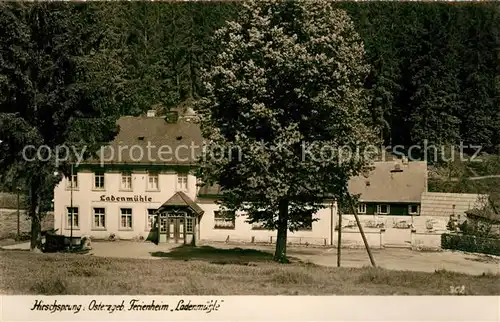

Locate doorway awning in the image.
[157,191,204,216]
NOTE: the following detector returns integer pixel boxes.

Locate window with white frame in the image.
[120,208,132,229]
[358,203,367,214]
[94,171,105,189]
[214,210,235,229]
[177,173,188,191]
[147,209,156,230]
[93,207,106,229]
[408,205,419,215]
[147,172,159,190]
[377,204,390,215]
[66,173,78,189]
[66,207,79,228]
[121,172,132,190]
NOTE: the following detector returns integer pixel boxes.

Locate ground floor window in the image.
[408,204,419,215]
[93,207,106,229]
[358,203,367,214]
[66,207,79,229]
[214,210,235,229]
[147,209,157,230]
[297,214,313,231]
[120,208,132,229]
[377,204,390,215]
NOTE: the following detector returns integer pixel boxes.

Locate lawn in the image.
[1,249,498,295]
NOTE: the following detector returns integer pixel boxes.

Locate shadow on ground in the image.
[150,245,301,265]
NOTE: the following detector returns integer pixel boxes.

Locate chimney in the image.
[147,110,156,117]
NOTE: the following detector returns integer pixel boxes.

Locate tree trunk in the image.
[274,199,289,263]
[29,185,42,252]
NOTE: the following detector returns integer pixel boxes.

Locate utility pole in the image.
[16,187,20,237]
[70,163,74,250]
[348,194,376,267]
[337,207,342,267]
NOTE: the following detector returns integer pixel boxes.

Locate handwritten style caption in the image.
[30,298,224,314]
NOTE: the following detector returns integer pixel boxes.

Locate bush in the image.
[441,233,500,256]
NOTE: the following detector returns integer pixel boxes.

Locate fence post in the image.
[410,229,416,249]
[380,228,386,248]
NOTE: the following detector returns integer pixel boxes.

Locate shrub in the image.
[441,233,500,256]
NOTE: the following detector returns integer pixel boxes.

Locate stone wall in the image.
[0,209,54,239]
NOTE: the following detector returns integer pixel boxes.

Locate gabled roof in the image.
[420,192,489,217]
[348,160,428,203]
[86,116,203,165]
[158,191,204,215]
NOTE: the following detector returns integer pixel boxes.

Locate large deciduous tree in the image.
[0,2,120,251]
[196,0,379,262]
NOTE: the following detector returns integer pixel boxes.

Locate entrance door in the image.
[168,218,185,243]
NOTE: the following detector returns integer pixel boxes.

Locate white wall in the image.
[198,200,336,246]
[53,170,198,239]
[54,170,337,243]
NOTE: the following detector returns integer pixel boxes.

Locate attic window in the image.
[365,181,370,186]
[176,136,182,140]
[138,136,145,141]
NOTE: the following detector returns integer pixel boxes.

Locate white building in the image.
[53,110,337,246]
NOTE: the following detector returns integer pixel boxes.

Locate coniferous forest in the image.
[1,1,499,153]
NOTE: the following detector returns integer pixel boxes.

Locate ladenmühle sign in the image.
[100,195,153,202]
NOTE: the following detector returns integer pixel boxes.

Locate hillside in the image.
[428,155,500,207]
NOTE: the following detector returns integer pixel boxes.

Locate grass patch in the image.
[1,250,499,295]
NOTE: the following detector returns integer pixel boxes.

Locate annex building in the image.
[53,109,336,245]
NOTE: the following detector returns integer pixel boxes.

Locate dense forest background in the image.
[2,1,499,153]
[93,1,499,154]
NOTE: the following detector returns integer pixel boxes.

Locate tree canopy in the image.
[196,0,379,261]
[0,2,120,250]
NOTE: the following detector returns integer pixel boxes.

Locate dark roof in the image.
[0,192,26,209]
[158,191,204,215]
[196,161,427,203]
[348,160,427,203]
[197,184,222,197]
[86,116,203,165]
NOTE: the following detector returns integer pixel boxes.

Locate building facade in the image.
[53,112,337,246]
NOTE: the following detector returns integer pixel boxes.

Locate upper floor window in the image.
[177,173,188,191]
[358,203,367,214]
[148,172,159,191]
[94,171,105,190]
[121,172,132,190]
[66,173,78,189]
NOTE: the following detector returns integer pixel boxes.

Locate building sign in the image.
[100,195,153,202]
